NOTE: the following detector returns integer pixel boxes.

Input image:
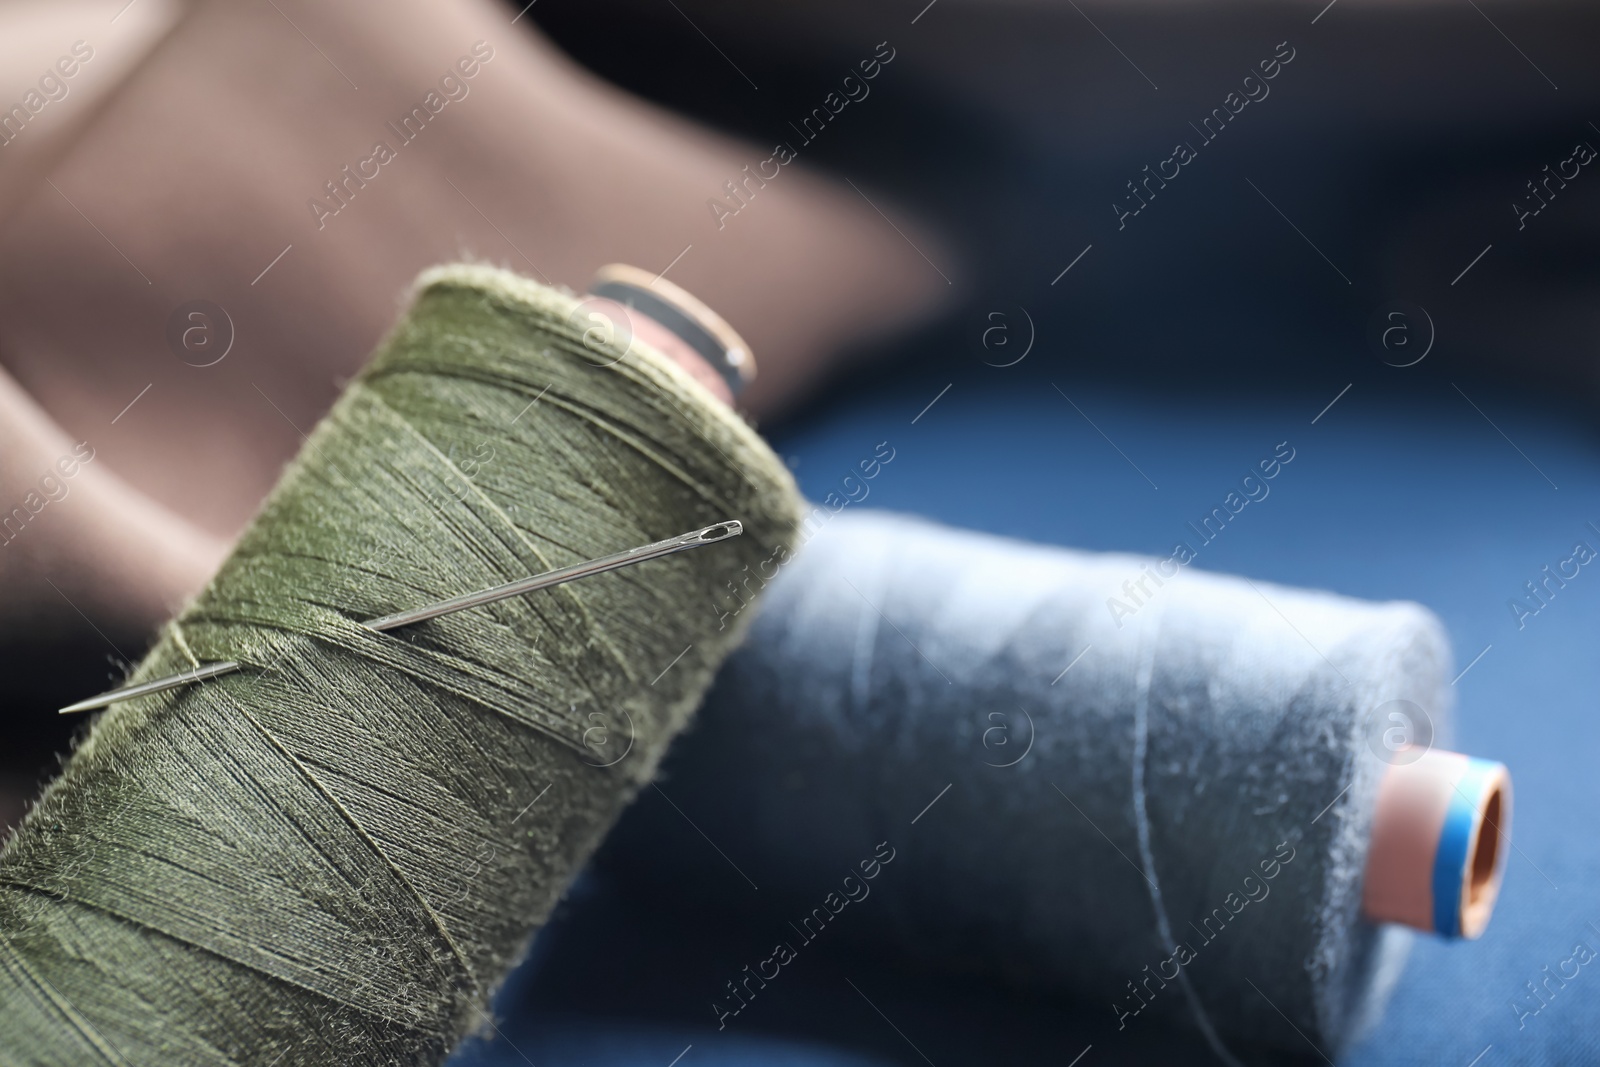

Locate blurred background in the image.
[2,0,1597,1063]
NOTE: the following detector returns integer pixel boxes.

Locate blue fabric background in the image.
[449,348,1599,1066]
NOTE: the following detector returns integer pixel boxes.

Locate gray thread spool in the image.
[620,509,1451,1063]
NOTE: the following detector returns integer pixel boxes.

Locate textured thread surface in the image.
[615,509,1451,1062]
[0,264,802,1065]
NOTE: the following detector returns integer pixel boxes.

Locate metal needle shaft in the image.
[59,520,743,715]
[58,661,244,715]
[362,520,741,631]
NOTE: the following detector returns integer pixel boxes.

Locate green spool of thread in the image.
[0,264,802,1065]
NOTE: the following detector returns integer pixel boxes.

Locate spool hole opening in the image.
[1469,787,1503,905]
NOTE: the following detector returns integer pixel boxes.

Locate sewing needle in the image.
[59,519,743,714]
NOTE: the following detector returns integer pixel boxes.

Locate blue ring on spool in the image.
[1430,757,1500,938]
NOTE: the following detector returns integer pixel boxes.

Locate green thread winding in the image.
[0,264,802,1065]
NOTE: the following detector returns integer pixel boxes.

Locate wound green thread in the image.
[0,264,802,1066]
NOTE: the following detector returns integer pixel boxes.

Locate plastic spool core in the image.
[587,264,755,404]
[1362,748,1511,939]
[1462,780,1505,936]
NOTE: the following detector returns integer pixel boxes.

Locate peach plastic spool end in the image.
[1362,748,1511,940]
